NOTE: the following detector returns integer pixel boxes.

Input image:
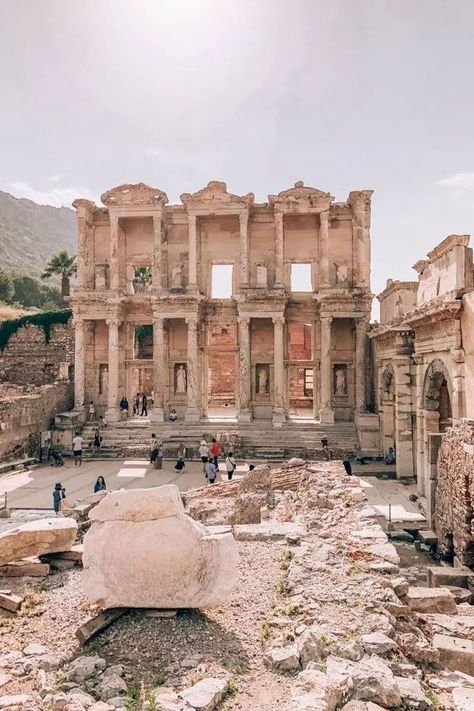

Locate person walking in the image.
[94,475,107,492]
[120,396,129,419]
[204,459,217,484]
[88,401,95,422]
[93,428,102,454]
[72,432,83,466]
[175,441,186,471]
[225,451,237,481]
[138,392,144,416]
[210,438,220,469]
[133,393,139,416]
[52,482,66,514]
[142,394,148,417]
[342,459,352,476]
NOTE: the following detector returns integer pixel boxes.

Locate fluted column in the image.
[150,317,165,422]
[274,211,284,288]
[355,317,368,411]
[152,214,163,294]
[319,315,334,423]
[106,318,121,421]
[110,214,119,291]
[319,210,330,288]
[238,316,252,422]
[185,316,200,422]
[239,210,249,288]
[73,317,86,417]
[188,214,198,292]
[272,315,286,425]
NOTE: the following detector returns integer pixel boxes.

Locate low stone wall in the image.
[435,419,474,566]
[0,382,73,460]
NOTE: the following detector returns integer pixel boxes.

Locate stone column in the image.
[152,214,162,294]
[413,354,425,495]
[238,316,252,422]
[239,210,249,288]
[106,318,121,422]
[110,214,120,291]
[355,317,368,412]
[319,210,330,288]
[319,316,334,423]
[274,211,284,288]
[187,214,198,292]
[272,315,286,425]
[73,317,86,417]
[185,316,200,422]
[150,317,165,422]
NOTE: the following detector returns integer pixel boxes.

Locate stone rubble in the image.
[0,518,77,568]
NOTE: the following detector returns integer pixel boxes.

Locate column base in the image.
[272,408,286,427]
[319,408,335,424]
[185,407,200,423]
[150,407,165,423]
[71,406,87,424]
[237,408,252,423]
[105,407,121,423]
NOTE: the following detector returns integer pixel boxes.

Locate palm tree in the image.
[42,250,77,298]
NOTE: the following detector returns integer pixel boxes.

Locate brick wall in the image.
[435,419,474,567]
[0,323,74,385]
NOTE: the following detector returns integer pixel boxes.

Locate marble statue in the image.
[335,262,348,284]
[171,263,183,289]
[95,265,107,290]
[334,367,347,396]
[176,364,187,394]
[257,365,268,394]
[256,264,268,287]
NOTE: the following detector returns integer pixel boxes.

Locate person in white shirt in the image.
[72,434,84,466]
[88,401,95,422]
[225,452,237,481]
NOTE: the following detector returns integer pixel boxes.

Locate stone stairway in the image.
[80,418,357,460]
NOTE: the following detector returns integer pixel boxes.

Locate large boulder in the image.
[0,518,77,567]
[83,485,239,609]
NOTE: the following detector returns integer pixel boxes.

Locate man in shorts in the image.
[72,433,84,466]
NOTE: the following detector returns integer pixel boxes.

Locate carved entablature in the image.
[101,183,168,208]
[180,181,254,213]
[72,198,97,213]
[348,190,373,226]
[268,181,334,213]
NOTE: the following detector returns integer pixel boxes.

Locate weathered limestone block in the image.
[427,566,474,589]
[405,586,457,614]
[179,677,229,711]
[361,632,397,655]
[83,485,239,609]
[264,644,300,672]
[394,676,430,710]
[433,634,474,675]
[452,687,474,710]
[0,518,77,567]
[326,655,401,707]
[290,669,342,711]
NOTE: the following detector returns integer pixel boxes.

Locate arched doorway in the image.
[423,359,452,432]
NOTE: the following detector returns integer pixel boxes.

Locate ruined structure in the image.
[71,181,372,426]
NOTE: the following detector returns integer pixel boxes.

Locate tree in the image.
[42,250,76,297]
[0,270,14,303]
[12,274,42,307]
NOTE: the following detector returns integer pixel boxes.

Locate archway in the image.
[423,359,452,433]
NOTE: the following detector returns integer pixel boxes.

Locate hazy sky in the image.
[1,0,474,311]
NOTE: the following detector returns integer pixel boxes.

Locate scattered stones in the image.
[390,576,409,597]
[290,668,342,711]
[405,586,457,614]
[264,644,300,672]
[65,656,107,684]
[178,677,229,710]
[394,676,430,709]
[433,634,474,675]
[97,673,127,701]
[0,695,33,709]
[0,517,77,567]
[361,632,397,655]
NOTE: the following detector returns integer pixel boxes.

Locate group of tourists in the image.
[52,475,106,514]
[133,393,148,417]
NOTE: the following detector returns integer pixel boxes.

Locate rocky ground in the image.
[0,459,473,711]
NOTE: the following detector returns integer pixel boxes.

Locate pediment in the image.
[268,181,334,209]
[101,183,168,207]
[180,181,254,210]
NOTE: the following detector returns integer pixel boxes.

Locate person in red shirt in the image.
[210,438,220,469]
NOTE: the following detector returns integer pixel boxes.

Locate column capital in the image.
[185,315,199,329]
[106,318,121,327]
[320,314,333,324]
[272,315,285,326]
[237,315,250,326]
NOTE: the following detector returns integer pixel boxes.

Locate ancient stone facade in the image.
[71,181,373,424]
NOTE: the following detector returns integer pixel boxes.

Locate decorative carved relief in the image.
[101,183,168,207]
[180,181,254,210]
[256,364,270,395]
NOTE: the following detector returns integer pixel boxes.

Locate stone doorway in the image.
[127,365,153,416]
[287,322,314,420]
[206,351,237,419]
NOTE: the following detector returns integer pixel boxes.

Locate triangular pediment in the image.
[268,181,334,209]
[180,181,254,210]
[101,183,168,207]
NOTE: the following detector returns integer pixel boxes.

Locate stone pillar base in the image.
[71,406,87,424]
[105,407,121,423]
[272,408,286,427]
[150,407,165,423]
[185,407,200,423]
[319,408,335,424]
[237,409,252,423]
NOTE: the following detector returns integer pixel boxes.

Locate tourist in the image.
[88,401,95,422]
[210,438,220,468]
[138,392,144,416]
[175,441,186,471]
[150,433,158,463]
[98,414,107,428]
[93,428,102,454]
[225,451,237,481]
[343,459,352,476]
[72,432,84,466]
[120,396,129,419]
[94,475,107,493]
[248,464,255,472]
[169,408,178,422]
[52,482,66,515]
[384,447,396,465]
[354,443,368,465]
[199,439,209,463]
[133,393,139,416]
[204,459,217,484]
[154,442,163,470]
[142,393,148,417]
[321,435,331,460]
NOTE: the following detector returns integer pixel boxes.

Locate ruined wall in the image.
[0,323,74,386]
[435,419,474,567]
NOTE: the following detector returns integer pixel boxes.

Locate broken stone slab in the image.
[442,586,473,604]
[97,673,128,701]
[433,634,474,675]
[361,632,397,655]
[390,576,409,597]
[178,677,229,711]
[23,642,48,656]
[405,586,457,614]
[452,687,474,710]
[290,669,342,711]
[233,522,306,542]
[41,544,83,563]
[394,676,430,710]
[420,613,474,639]
[65,655,107,684]
[365,542,400,565]
[0,517,77,567]
[427,565,474,589]
[0,557,50,577]
[326,655,402,707]
[264,644,300,672]
[83,485,239,609]
[0,696,33,709]
[0,591,23,612]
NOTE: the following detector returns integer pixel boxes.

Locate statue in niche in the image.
[175,363,187,394]
[126,264,135,294]
[334,365,347,396]
[256,264,268,288]
[99,364,108,396]
[171,263,183,289]
[95,265,107,290]
[256,364,269,394]
[335,262,348,284]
